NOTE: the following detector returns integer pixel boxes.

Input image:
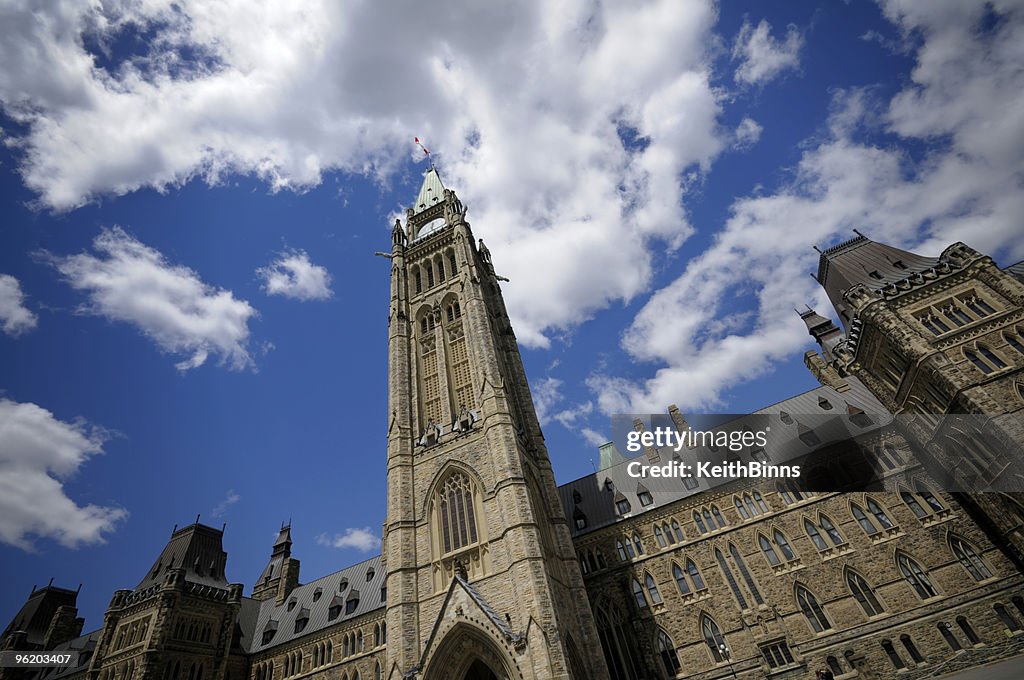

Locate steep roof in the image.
[136,522,229,592]
[245,556,384,653]
[1,584,79,646]
[413,167,445,216]
[815,235,940,329]
[1006,260,1024,283]
[558,378,890,539]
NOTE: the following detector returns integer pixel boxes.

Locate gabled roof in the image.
[413,167,445,215]
[815,235,940,329]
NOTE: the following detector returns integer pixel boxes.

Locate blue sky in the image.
[1,0,1023,629]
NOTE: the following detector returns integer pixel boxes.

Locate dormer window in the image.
[779,411,794,425]
[262,621,278,645]
[615,492,631,515]
[345,590,360,615]
[294,609,309,634]
[366,568,375,582]
[572,490,582,504]
[339,579,348,591]
[312,588,322,602]
[604,478,615,492]
[573,506,587,530]
[868,270,883,280]
[328,596,343,621]
[286,599,296,612]
[893,260,907,270]
[637,484,654,507]
[818,397,833,410]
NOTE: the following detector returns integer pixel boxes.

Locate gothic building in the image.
[4,169,1024,680]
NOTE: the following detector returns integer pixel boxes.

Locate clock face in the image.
[417,217,445,239]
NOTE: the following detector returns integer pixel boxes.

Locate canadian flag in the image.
[414,137,430,156]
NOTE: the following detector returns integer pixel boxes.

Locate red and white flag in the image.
[414,137,430,157]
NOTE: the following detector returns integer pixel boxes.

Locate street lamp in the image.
[719,643,737,678]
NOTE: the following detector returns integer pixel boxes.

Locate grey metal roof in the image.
[136,523,229,592]
[245,556,384,654]
[558,379,890,539]
[1,585,79,646]
[1006,260,1024,282]
[43,628,101,680]
[815,235,940,330]
[413,167,445,215]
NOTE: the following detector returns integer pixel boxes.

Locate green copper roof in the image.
[413,167,445,215]
[598,442,627,471]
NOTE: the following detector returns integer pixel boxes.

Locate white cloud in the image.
[732,19,804,85]
[592,1,1024,413]
[580,427,609,448]
[210,489,240,518]
[257,249,333,301]
[0,274,38,336]
[50,226,258,371]
[0,0,727,347]
[316,527,381,552]
[733,117,763,150]
[532,377,563,427]
[0,398,127,550]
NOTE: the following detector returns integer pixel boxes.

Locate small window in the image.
[366,568,375,582]
[616,498,631,515]
[760,641,795,669]
[286,599,296,612]
[638,490,654,506]
[312,588,322,602]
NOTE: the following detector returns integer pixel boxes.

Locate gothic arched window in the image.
[657,630,681,676]
[898,553,937,599]
[796,584,831,633]
[436,470,479,554]
[846,569,884,616]
[949,535,993,581]
[701,614,727,663]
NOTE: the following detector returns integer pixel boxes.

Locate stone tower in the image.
[88,522,244,680]
[382,167,608,680]
[804,234,1024,564]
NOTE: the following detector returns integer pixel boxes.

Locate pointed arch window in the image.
[631,579,648,609]
[1005,329,1024,354]
[901,635,924,664]
[436,470,479,554]
[701,615,728,663]
[965,348,993,374]
[950,535,992,581]
[673,558,705,595]
[898,553,937,599]
[596,602,640,680]
[654,524,666,547]
[900,487,927,519]
[657,630,681,675]
[796,584,831,633]
[730,543,764,605]
[846,569,884,616]
[852,503,876,535]
[715,548,747,610]
[632,534,644,555]
[805,518,828,551]
[759,534,780,566]
[916,485,944,513]
[867,498,894,528]
[671,519,685,543]
[644,573,662,605]
[616,540,628,562]
[980,345,1007,369]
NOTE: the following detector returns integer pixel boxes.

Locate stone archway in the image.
[421,622,515,680]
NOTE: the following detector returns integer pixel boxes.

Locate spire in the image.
[413,166,446,216]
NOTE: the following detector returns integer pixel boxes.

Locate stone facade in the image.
[4,173,1024,680]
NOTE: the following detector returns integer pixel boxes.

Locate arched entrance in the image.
[464,659,498,680]
[421,622,515,680]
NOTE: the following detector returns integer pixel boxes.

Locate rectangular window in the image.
[759,641,794,668]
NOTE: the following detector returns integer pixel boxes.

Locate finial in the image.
[813,245,822,253]
[172,523,177,534]
[221,522,227,533]
[853,228,865,237]
[77,584,82,593]
[195,513,201,525]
